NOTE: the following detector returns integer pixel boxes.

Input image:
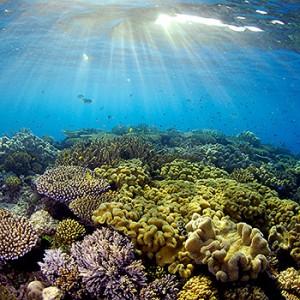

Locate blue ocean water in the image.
[0,0,299,153]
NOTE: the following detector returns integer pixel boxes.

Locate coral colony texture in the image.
[1,127,300,299]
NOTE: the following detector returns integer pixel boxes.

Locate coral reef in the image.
[0,129,58,175]
[71,227,147,299]
[56,136,155,169]
[223,284,269,299]
[139,274,180,300]
[29,210,59,236]
[54,219,85,246]
[160,159,229,182]
[177,274,219,300]
[94,159,151,197]
[185,213,270,282]
[69,191,118,226]
[34,165,110,204]
[0,209,38,260]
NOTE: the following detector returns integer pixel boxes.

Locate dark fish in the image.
[77,94,84,99]
[82,98,93,104]
[107,115,114,119]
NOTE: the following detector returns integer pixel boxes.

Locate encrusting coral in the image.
[0,209,38,260]
[185,213,270,282]
[34,165,110,204]
[29,209,59,236]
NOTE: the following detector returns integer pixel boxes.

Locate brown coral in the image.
[69,191,118,225]
[0,209,38,260]
[34,165,110,204]
[185,213,270,282]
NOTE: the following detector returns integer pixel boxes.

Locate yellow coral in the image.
[185,213,270,282]
[177,274,219,300]
[54,219,85,245]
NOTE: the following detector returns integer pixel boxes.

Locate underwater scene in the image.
[0,0,300,299]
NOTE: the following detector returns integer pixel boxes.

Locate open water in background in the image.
[0,0,299,153]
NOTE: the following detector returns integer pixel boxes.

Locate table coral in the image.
[185,213,270,282]
[0,209,38,260]
[34,165,110,204]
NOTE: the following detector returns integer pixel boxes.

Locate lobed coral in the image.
[160,159,229,182]
[185,213,270,282]
[269,223,300,267]
[0,209,38,260]
[94,159,151,197]
[277,267,300,299]
[34,165,110,204]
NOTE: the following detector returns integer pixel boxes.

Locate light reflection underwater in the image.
[0,0,299,153]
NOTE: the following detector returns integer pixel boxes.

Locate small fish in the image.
[78,156,83,160]
[82,98,93,104]
[86,172,92,180]
[77,94,84,99]
[107,115,114,119]
[129,127,133,133]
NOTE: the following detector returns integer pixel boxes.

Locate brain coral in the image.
[34,165,110,204]
[0,209,38,260]
[185,213,270,282]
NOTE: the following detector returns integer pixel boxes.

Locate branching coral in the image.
[69,191,118,225]
[34,165,110,204]
[56,136,155,169]
[54,219,86,246]
[0,209,38,260]
[139,274,180,300]
[185,213,270,282]
[70,227,147,299]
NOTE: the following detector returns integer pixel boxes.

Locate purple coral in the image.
[34,165,110,204]
[38,248,76,282]
[140,274,180,300]
[71,227,147,299]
